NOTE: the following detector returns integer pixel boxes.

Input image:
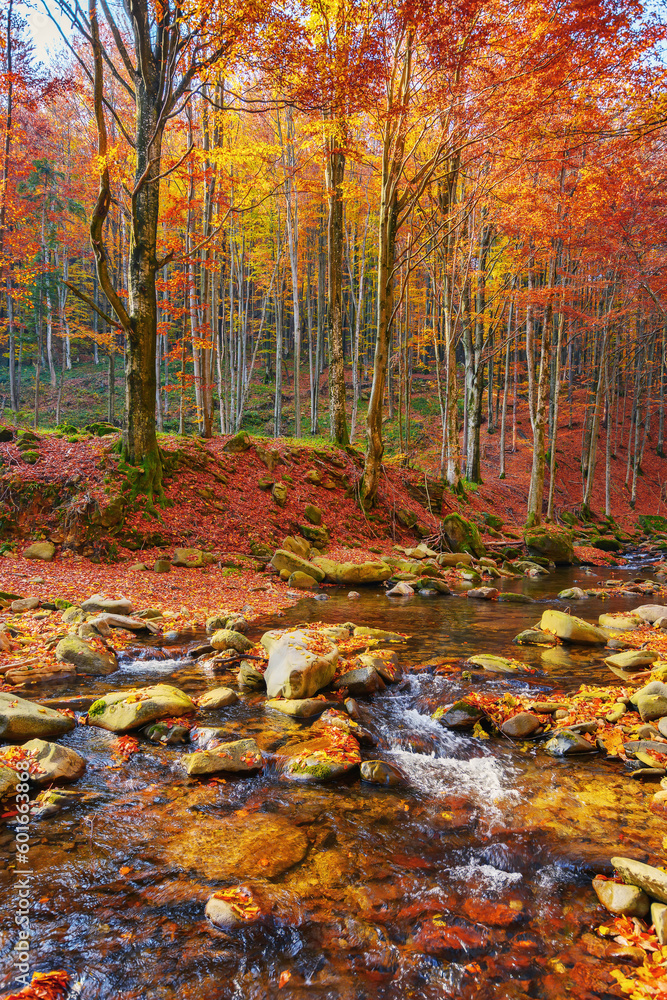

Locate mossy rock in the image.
[304,504,322,526]
[638,515,667,535]
[441,513,486,558]
[592,535,622,552]
[560,512,579,527]
[224,430,252,453]
[20,450,39,464]
[300,523,329,547]
[396,508,418,529]
[483,513,504,530]
[524,525,574,565]
[85,422,118,437]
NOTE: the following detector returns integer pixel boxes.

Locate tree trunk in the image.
[325,118,349,444]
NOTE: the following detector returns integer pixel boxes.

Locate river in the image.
[1,558,664,999]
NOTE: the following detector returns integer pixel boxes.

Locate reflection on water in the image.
[0,560,664,998]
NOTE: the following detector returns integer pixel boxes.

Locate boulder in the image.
[592,535,622,552]
[197,687,238,709]
[599,612,644,631]
[592,877,649,917]
[353,626,404,642]
[540,609,607,644]
[18,739,86,785]
[632,605,667,624]
[544,730,596,755]
[154,559,171,573]
[271,482,288,507]
[238,660,265,689]
[183,739,263,776]
[282,535,310,558]
[300,523,329,547]
[87,684,196,733]
[205,611,248,634]
[466,653,524,674]
[356,650,402,683]
[0,692,75,742]
[209,629,254,653]
[652,902,667,945]
[11,597,39,613]
[172,547,205,568]
[636,694,667,722]
[271,549,325,583]
[288,571,319,591]
[81,594,133,615]
[23,541,55,561]
[334,666,385,695]
[312,557,392,585]
[224,430,252,452]
[387,582,415,597]
[360,760,406,787]
[558,587,586,600]
[280,731,361,783]
[263,628,338,699]
[55,636,117,676]
[524,526,574,565]
[501,713,541,739]
[437,552,474,567]
[441,513,486,558]
[605,650,658,671]
[266,698,332,718]
[304,503,322,525]
[612,857,667,904]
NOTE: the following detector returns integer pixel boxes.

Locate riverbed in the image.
[1,559,664,999]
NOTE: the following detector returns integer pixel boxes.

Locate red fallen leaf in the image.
[278,971,291,988]
[1,970,70,1000]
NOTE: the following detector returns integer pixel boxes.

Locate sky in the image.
[26,2,72,64]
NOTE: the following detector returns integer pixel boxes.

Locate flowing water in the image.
[2,560,666,999]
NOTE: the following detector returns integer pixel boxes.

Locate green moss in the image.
[88,699,107,717]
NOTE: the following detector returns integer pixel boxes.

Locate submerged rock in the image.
[514,628,556,646]
[592,877,649,917]
[605,650,658,671]
[467,587,499,601]
[206,888,263,930]
[334,666,385,695]
[387,582,415,597]
[0,692,75,742]
[144,721,190,744]
[87,684,196,732]
[360,760,406,787]
[436,700,483,730]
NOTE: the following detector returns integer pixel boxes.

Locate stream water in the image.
[2,559,666,999]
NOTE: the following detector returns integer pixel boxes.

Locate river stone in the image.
[238,660,265,689]
[18,739,86,785]
[599,612,644,631]
[266,698,331,718]
[183,739,263,776]
[428,579,452,595]
[467,587,499,601]
[633,605,667,624]
[263,628,338,699]
[652,902,667,944]
[87,684,196,732]
[55,636,118,676]
[189,726,228,750]
[145,722,189,744]
[360,760,406,787]
[558,587,586,600]
[288,571,319,591]
[466,653,524,674]
[197,687,238,709]
[81,594,133,615]
[437,700,483,729]
[605,650,659,670]
[637,694,667,722]
[501,713,541,738]
[205,891,261,930]
[497,593,534,604]
[592,877,649,917]
[312,557,392,585]
[387,582,415,597]
[281,736,361,783]
[540,609,607,644]
[356,650,402,683]
[164,812,308,880]
[612,857,667,904]
[514,628,556,646]
[23,541,55,561]
[0,762,21,798]
[0,692,75,741]
[524,526,574,564]
[630,681,667,705]
[209,629,254,653]
[544,730,597,755]
[11,597,39,613]
[438,552,474,567]
[334,666,385,695]
[271,549,325,583]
